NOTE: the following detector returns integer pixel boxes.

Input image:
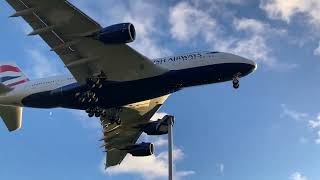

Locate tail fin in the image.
[0,105,23,132]
[0,62,26,131]
[0,62,29,87]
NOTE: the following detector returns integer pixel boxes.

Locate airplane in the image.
[2,0,257,168]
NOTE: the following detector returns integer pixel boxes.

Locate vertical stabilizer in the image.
[0,105,23,132]
[0,62,29,87]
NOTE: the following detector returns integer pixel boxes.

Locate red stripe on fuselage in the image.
[0,65,21,73]
[7,78,29,87]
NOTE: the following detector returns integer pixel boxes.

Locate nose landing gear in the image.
[232,73,241,89]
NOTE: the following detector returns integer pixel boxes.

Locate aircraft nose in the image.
[242,57,257,73]
[232,54,257,76]
[222,53,257,73]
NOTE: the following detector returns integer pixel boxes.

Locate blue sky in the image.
[0,0,320,180]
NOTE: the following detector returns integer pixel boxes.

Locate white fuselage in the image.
[0,51,256,108]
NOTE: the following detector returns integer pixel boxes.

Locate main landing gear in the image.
[76,91,98,103]
[74,72,122,126]
[232,73,241,89]
[75,72,107,104]
[105,108,122,125]
[86,107,122,127]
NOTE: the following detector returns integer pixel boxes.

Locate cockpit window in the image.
[206,51,219,54]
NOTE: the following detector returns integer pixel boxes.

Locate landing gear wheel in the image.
[95,112,101,117]
[75,92,81,98]
[79,97,86,103]
[232,74,241,90]
[86,76,103,89]
[88,112,94,118]
[86,108,92,114]
[232,79,239,85]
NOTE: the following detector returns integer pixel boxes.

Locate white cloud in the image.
[104,147,195,180]
[25,49,61,79]
[308,115,320,144]
[216,163,225,176]
[69,110,100,129]
[280,104,308,121]
[153,137,168,147]
[168,2,295,70]
[229,36,272,65]
[234,18,266,34]
[314,42,320,56]
[309,116,320,129]
[150,112,168,122]
[261,0,320,26]
[316,131,320,144]
[169,2,217,42]
[229,18,297,70]
[281,105,320,144]
[139,134,168,148]
[261,0,320,58]
[290,172,308,180]
[233,18,286,35]
[192,0,246,6]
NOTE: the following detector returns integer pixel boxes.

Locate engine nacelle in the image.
[95,23,136,44]
[126,142,154,157]
[142,115,173,135]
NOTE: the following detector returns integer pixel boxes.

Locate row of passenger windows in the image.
[31,77,74,87]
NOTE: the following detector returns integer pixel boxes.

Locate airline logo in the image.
[0,64,29,87]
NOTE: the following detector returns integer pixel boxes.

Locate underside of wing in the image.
[5,0,167,84]
[101,95,169,168]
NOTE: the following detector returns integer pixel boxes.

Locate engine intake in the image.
[126,142,154,157]
[95,23,136,44]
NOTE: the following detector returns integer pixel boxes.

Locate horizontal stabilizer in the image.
[0,105,23,132]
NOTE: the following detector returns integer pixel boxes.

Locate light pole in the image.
[167,115,174,180]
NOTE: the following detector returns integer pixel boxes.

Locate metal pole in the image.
[168,116,174,180]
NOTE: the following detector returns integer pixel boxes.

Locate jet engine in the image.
[94,23,136,44]
[142,115,173,135]
[126,142,154,157]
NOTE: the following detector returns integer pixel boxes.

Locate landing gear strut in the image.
[232,73,241,89]
[75,72,107,104]
[85,107,122,126]
[86,72,107,90]
[106,108,122,125]
[76,91,99,103]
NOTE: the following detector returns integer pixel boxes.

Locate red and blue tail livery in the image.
[0,62,29,87]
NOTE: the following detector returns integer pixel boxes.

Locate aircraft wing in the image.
[102,95,169,168]
[5,0,166,83]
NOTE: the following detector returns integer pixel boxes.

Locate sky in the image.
[0,0,320,180]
